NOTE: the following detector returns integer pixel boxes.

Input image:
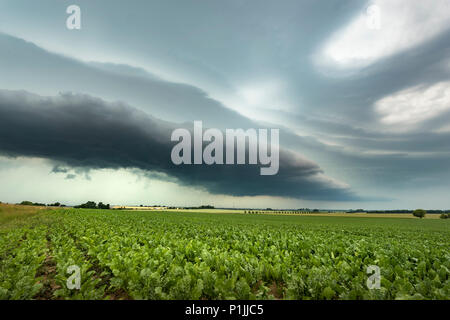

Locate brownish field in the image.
[0,203,53,225]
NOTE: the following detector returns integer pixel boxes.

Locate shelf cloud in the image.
[0,90,358,201]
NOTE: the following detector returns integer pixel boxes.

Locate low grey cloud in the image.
[51,165,69,174]
[0,90,357,201]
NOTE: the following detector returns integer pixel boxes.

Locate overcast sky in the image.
[0,0,449,209]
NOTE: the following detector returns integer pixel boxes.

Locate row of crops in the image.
[0,209,449,299]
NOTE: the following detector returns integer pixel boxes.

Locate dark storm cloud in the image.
[0,90,358,201]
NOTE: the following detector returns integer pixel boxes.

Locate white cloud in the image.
[375,81,450,126]
[315,0,450,72]
[239,80,285,107]
[228,80,294,122]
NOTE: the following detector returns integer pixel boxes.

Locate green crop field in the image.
[0,204,449,300]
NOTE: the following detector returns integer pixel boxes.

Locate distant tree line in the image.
[74,201,110,209]
[242,208,450,220]
[244,209,320,214]
[19,201,66,207]
[352,209,450,214]
[183,205,215,209]
[18,200,112,209]
[250,209,344,214]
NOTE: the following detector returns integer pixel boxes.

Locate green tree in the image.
[75,201,97,209]
[48,202,61,207]
[98,202,110,210]
[413,209,426,219]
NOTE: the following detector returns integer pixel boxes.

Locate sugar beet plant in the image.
[0,209,449,300]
